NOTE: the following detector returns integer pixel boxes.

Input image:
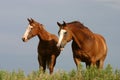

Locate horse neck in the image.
[37,25,51,41]
[71,28,94,51]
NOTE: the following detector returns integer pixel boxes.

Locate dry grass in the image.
[0,64,120,80]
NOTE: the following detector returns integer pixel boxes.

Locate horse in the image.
[22,18,61,74]
[57,21,107,69]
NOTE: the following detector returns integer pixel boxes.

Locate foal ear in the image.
[27,18,34,23]
[27,18,31,23]
[30,18,34,22]
[57,22,62,27]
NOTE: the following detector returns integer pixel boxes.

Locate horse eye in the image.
[64,32,67,35]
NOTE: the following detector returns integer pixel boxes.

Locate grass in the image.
[0,64,120,80]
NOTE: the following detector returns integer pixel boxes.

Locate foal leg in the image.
[48,55,56,74]
[38,55,46,73]
[38,55,42,69]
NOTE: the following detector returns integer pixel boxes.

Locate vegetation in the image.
[0,64,120,80]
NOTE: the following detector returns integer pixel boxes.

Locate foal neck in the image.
[37,25,51,41]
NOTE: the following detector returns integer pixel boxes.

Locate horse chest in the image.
[72,46,91,62]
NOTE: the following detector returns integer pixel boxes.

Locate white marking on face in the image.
[22,25,33,42]
[57,29,67,47]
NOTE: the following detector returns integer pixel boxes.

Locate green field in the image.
[0,64,120,80]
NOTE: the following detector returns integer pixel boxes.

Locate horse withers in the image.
[22,18,61,74]
[57,21,107,69]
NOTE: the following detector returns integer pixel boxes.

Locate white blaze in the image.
[22,25,33,41]
[57,29,66,47]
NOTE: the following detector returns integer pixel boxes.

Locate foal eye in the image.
[29,25,33,29]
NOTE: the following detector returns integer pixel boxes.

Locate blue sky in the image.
[0,0,120,74]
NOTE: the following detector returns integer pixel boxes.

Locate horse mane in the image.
[67,21,94,37]
[68,21,89,30]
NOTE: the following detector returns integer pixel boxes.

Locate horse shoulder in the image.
[93,33,107,56]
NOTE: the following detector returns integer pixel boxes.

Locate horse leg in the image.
[90,58,96,67]
[98,54,106,69]
[99,59,105,69]
[38,55,46,73]
[85,62,91,68]
[72,42,81,69]
[91,59,104,69]
[74,57,80,69]
[48,55,56,74]
[96,60,100,68]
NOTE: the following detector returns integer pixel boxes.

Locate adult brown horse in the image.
[22,18,61,74]
[57,21,107,69]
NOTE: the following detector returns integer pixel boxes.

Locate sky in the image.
[0,0,120,74]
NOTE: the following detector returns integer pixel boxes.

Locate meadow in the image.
[0,64,120,80]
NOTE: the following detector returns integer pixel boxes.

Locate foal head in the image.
[22,18,41,42]
[57,21,73,50]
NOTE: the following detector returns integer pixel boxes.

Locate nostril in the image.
[22,37,25,42]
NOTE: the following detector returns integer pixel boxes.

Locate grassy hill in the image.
[0,64,120,80]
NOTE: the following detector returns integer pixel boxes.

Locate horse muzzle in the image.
[57,43,64,51]
[22,37,28,42]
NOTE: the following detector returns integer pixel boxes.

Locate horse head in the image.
[22,18,40,42]
[57,21,72,51]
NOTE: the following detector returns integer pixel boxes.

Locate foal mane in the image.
[30,19,47,31]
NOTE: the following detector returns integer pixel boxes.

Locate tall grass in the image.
[0,64,120,80]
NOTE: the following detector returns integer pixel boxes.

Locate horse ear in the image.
[57,22,62,27]
[63,21,66,26]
